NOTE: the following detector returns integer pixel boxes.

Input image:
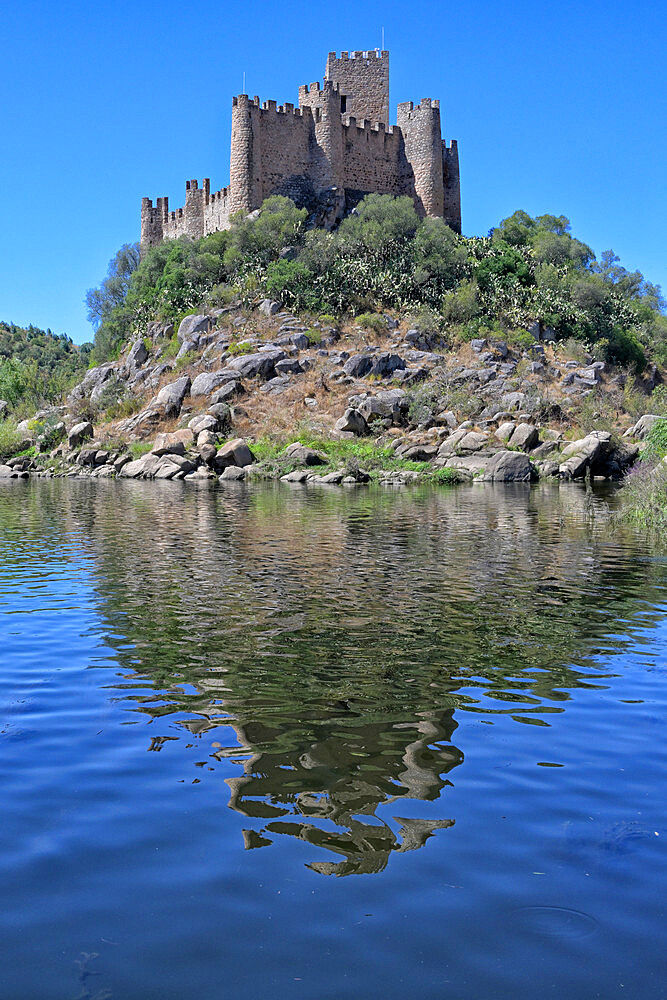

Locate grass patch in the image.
[642,418,667,462]
[173,351,197,372]
[161,334,181,359]
[249,432,460,483]
[618,461,667,533]
[106,397,143,420]
[355,313,386,334]
[565,389,619,436]
[129,440,153,459]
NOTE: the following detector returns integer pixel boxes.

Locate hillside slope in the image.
[1,299,664,491]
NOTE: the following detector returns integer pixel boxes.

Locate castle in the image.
[140,50,460,252]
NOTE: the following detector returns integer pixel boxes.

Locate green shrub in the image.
[28,415,65,450]
[406,305,444,336]
[405,380,478,425]
[648,385,667,415]
[224,196,307,274]
[564,390,617,435]
[92,375,130,414]
[0,419,25,461]
[173,351,196,372]
[338,194,420,253]
[458,317,505,342]
[604,326,646,370]
[508,329,536,351]
[622,379,653,419]
[475,240,533,292]
[643,418,667,461]
[265,259,320,311]
[559,337,591,364]
[106,397,143,420]
[82,198,666,372]
[355,313,387,333]
[161,333,181,359]
[208,283,239,307]
[227,340,254,356]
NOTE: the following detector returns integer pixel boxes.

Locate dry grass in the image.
[234,369,353,443]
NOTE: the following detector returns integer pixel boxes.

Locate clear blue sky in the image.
[1,0,665,344]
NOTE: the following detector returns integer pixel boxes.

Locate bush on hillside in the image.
[85,196,666,372]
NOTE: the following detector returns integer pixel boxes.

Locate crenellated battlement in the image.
[141,48,461,252]
[234,93,308,118]
[298,79,340,99]
[327,49,388,61]
[397,98,440,116]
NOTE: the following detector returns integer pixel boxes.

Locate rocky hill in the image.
[1,299,663,489]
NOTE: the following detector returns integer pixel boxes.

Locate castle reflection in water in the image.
[15,478,660,875]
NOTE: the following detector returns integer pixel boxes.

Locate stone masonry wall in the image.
[396,100,444,219]
[442,140,461,234]
[229,96,315,214]
[341,121,404,195]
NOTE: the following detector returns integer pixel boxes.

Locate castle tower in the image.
[298,81,344,193]
[140,197,167,253]
[230,95,259,216]
[183,179,206,239]
[325,50,389,124]
[443,140,461,234]
[397,99,445,219]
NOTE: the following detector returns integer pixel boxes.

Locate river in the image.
[0,479,665,999]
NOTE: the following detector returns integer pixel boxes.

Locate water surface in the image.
[0,480,665,999]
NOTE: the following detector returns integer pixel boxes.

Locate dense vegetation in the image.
[0,321,91,413]
[87,195,666,370]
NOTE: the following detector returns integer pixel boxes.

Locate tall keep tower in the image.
[325,50,390,124]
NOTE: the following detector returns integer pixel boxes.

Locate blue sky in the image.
[1,0,665,344]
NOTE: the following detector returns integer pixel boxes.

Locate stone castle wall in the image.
[442,140,461,235]
[141,180,233,247]
[341,119,404,197]
[141,50,461,251]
